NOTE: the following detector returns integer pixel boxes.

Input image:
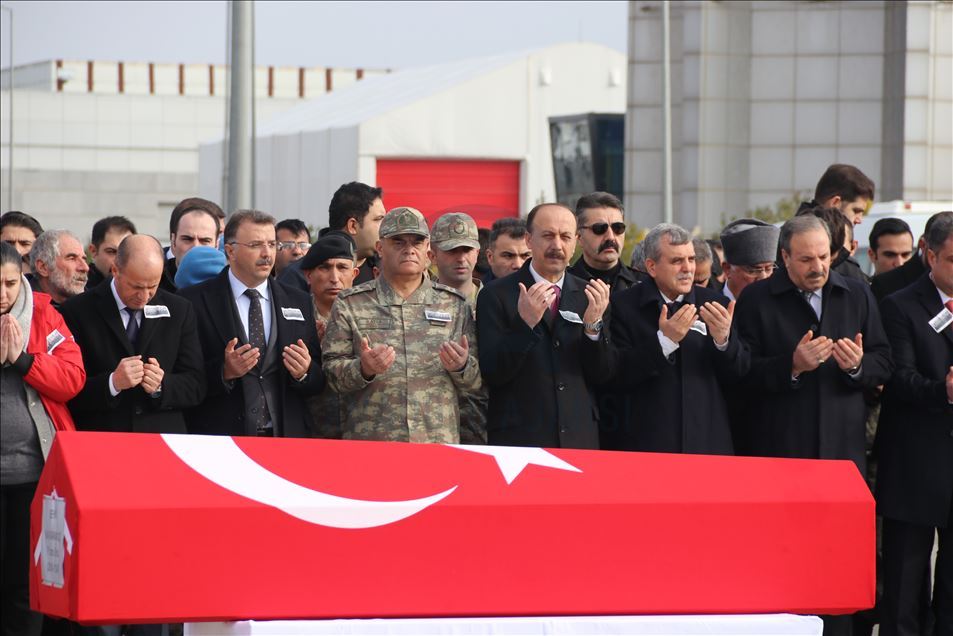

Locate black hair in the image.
[169,197,224,235]
[869,218,912,252]
[91,216,137,247]
[327,182,383,231]
[1,240,22,270]
[574,191,623,223]
[488,217,527,247]
[925,212,953,254]
[1,211,44,237]
[813,164,875,204]
[276,219,311,242]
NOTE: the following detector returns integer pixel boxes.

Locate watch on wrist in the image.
[583,319,603,332]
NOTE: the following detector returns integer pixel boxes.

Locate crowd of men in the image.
[1,165,952,636]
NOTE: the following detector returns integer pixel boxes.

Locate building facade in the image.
[624,0,953,232]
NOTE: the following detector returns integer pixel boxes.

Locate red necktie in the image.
[550,285,561,319]
[946,300,953,314]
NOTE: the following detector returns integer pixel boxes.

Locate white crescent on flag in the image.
[161,434,456,529]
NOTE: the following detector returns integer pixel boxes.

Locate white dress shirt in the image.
[228,270,272,344]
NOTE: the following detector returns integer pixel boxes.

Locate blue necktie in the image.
[125,307,140,348]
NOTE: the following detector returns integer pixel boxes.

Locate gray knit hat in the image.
[720,218,780,266]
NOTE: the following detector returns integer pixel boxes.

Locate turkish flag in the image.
[31,432,874,623]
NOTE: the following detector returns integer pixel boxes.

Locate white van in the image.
[852,200,953,275]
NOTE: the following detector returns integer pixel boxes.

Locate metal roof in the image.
[255,47,536,136]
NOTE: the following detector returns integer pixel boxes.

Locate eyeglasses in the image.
[579,222,626,236]
[741,264,776,276]
[228,240,278,250]
[278,241,311,251]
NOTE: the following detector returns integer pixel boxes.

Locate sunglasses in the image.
[579,222,626,236]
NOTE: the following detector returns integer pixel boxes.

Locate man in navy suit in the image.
[179,210,325,437]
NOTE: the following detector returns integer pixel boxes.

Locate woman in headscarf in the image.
[1,240,85,635]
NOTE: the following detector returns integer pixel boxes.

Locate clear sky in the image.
[0,1,628,70]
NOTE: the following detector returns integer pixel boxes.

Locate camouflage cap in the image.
[379,207,430,239]
[431,212,480,251]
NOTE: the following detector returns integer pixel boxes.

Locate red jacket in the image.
[23,292,85,432]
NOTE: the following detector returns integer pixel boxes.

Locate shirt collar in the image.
[228,268,270,302]
[529,261,565,289]
[723,283,736,303]
[110,278,129,313]
[659,291,685,304]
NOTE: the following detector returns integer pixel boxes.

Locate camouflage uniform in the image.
[322,208,482,443]
[430,212,489,445]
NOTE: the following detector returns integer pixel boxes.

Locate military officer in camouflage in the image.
[429,212,483,311]
[429,212,488,444]
[322,206,482,443]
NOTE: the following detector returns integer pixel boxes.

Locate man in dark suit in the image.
[567,192,639,294]
[477,203,610,449]
[734,215,892,636]
[876,214,953,636]
[872,212,952,303]
[733,214,892,473]
[600,223,744,454]
[61,234,206,434]
[179,209,325,438]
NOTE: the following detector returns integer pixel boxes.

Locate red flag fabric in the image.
[31,432,874,623]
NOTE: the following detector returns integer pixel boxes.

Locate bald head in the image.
[115,234,165,271]
[112,234,166,308]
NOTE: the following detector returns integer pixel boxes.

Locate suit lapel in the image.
[93,283,134,356]
[208,269,242,345]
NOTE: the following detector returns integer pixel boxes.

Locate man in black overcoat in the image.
[61,234,206,434]
[599,223,744,454]
[733,214,892,473]
[734,215,892,636]
[876,214,953,636]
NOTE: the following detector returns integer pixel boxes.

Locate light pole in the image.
[1,3,13,212]
[226,0,254,214]
[661,0,672,225]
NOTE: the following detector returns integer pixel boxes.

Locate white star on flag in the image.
[450,445,582,484]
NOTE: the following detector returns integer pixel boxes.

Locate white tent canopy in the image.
[199,42,626,227]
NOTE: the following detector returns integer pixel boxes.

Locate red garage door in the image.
[375,159,520,229]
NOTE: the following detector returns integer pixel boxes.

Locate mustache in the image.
[544,249,566,259]
[256,258,273,267]
[806,271,825,279]
[598,240,620,253]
